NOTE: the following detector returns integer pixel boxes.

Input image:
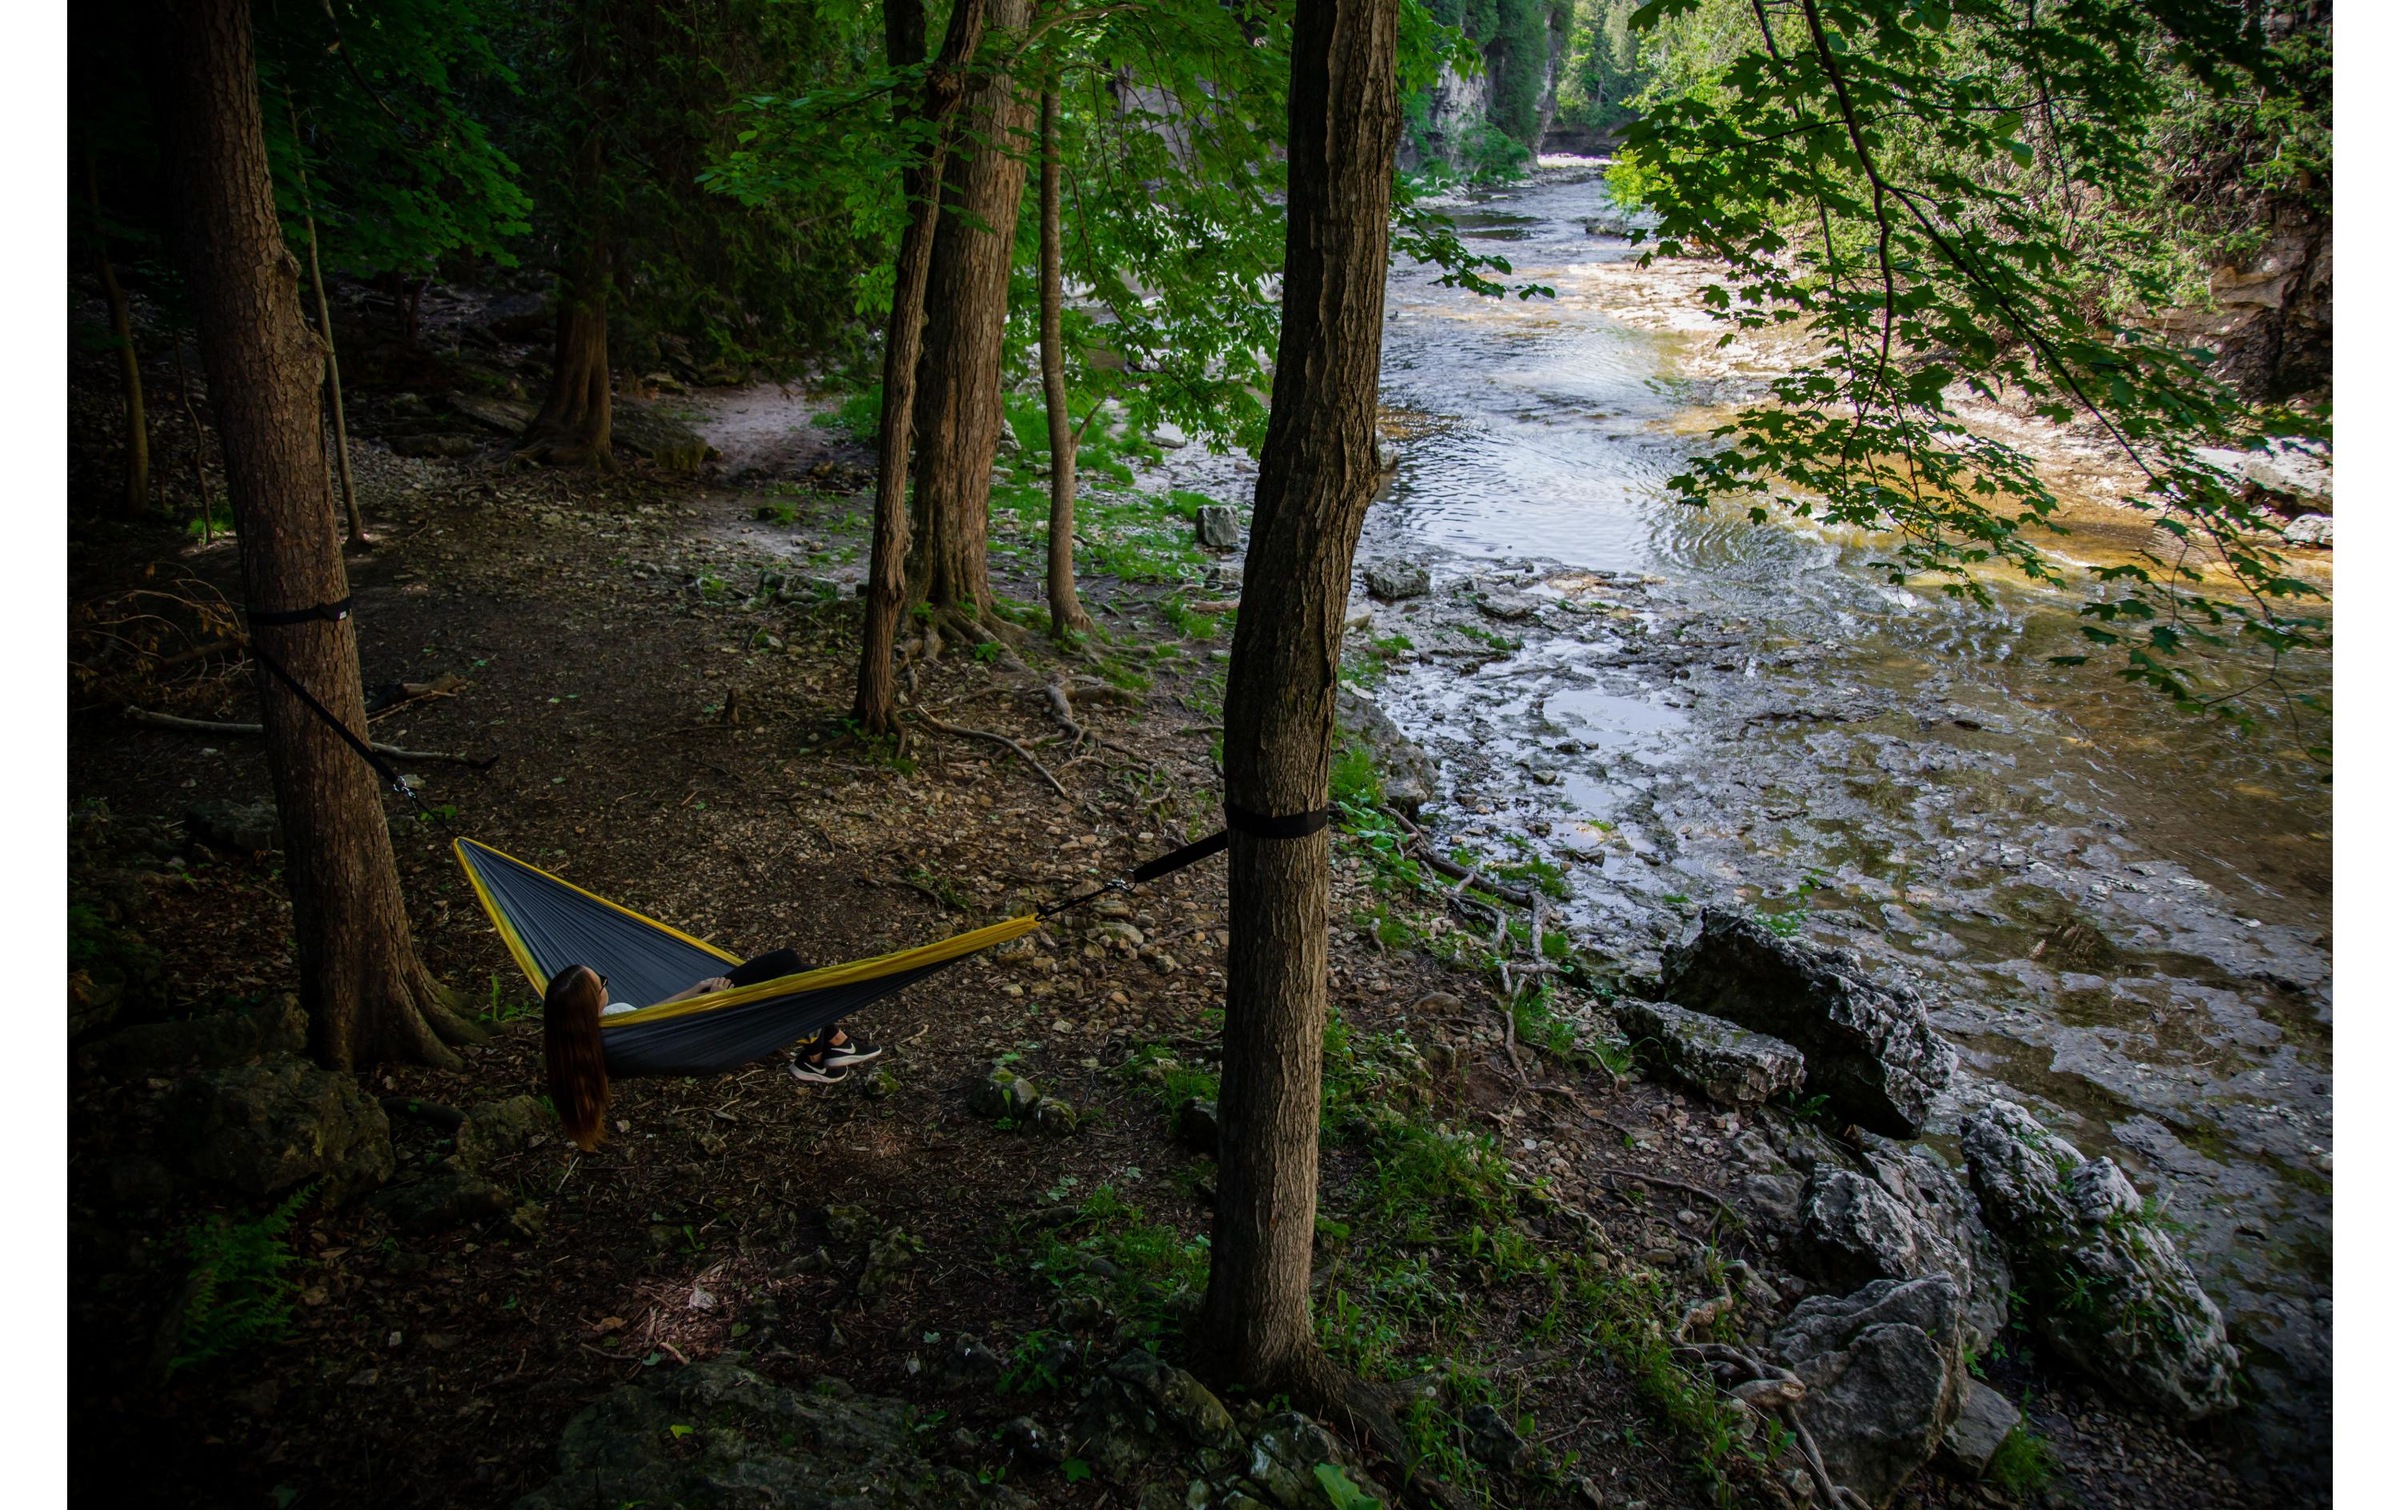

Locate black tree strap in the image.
[245,596,354,627]
[245,639,442,822]
[1037,801,1338,919]
[1223,801,1333,839]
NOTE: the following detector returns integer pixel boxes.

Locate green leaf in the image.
[1314,1462,1383,1509]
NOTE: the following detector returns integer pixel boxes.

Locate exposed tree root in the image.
[905,706,1070,799]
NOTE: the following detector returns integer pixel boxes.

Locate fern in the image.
[171,1184,312,1374]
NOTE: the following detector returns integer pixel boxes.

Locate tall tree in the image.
[855,0,994,732]
[1197,0,1403,1416]
[1036,86,1091,639]
[905,0,1036,629]
[519,0,615,467]
[82,152,150,520]
[146,0,480,1069]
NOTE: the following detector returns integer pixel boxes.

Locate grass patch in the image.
[1986,1423,2055,1496]
[1011,1183,1209,1364]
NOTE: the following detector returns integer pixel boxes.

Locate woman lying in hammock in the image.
[543,951,881,1150]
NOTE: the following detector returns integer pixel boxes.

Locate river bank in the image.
[1144,165,2331,1480]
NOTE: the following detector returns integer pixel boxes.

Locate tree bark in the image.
[283,92,365,546]
[904,0,1034,622]
[1196,0,1401,1411]
[520,5,614,469]
[1038,88,1090,640]
[854,0,992,733]
[145,0,477,1070]
[86,154,149,519]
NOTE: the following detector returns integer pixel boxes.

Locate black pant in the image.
[724,947,806,988]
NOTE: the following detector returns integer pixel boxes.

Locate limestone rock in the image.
[970,1068,1041,1120]
[375,1168,516,1232]
[449,394,534,434]
[512,1362,1031,1509]
[1773,1276,1966,1509]
[455,1094,551,1171]
[1334,684,1439,815]
[1938,1378,2022,1477]
[1463,1403,1535,1473]
[1246,1412,1348,1509]
[84,995,307,1075]
[610,399,716,473]
[1075,1350,1240,1480]
[167,1054,393,1205]
[1476,588,1540,621]
[1794,1147,2011,1351]
[1613,998,1806,1107]
[1661,909,1957,1136]
[387,432,480,459]
[1962,1101,2239,1420]
[1195,505,1242,549]
[1031,1097,1080,1137]
[1363,560,1431,601]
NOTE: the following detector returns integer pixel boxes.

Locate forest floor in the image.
[65,317,2300,1508]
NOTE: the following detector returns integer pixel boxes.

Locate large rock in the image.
[449,393,535,434]
[455,1094,552,1171]
[1074,1349,1241,1480]
[512,1362,1032,1510]
[374,1168,516,1232]
[1961,1101,2239,1420]
[166,1054,393,1205]
[1795,1144,2011,1352]
[969,1067,1041,1120]
[1613,998,1806,1107]
[1939,1378,2023,1477]
[610,398,716,473]
[83,995,308,1076]
[1773,1276,1966,1509]
[1363,559,1431,601]
[1334,684,1439,815]
[1194,504,1243,549]
[1661,910,1957,1136]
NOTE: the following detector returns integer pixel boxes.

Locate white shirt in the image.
[602,1001,639,1017]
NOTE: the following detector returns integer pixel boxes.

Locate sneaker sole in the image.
[789,1063,848,1085]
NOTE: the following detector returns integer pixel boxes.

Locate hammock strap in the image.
[1037,802,1336,919]
[244,615,442,823]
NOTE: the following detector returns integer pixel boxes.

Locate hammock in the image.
[453,838,1038,1076]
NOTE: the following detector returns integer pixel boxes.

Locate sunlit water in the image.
[1165,170,2332,1472]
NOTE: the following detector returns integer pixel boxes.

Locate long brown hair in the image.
[544,965,611,1151]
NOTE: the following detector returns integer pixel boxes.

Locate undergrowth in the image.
[170,1185,312,1374]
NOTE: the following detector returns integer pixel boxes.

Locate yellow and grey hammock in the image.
[454,838,1039,1077]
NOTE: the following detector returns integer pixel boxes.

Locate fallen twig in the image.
[123,705,497,767]
[907,707,1070,800]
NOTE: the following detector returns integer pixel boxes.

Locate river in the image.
[1160,165,2332,1474]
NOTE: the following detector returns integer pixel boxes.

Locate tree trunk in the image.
[145,0,478,1071]
[86,154,149,519]
[283,92,365,547]
[521,8,614,469]
[1196,0,1401,1412]
[904,0,1034,622]
[854,0,992,733]
[1038,89,1090,640]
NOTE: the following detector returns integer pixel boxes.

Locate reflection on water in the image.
[1360,171,2332,1473]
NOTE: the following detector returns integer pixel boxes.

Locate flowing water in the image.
[1164,168,2332,1473]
